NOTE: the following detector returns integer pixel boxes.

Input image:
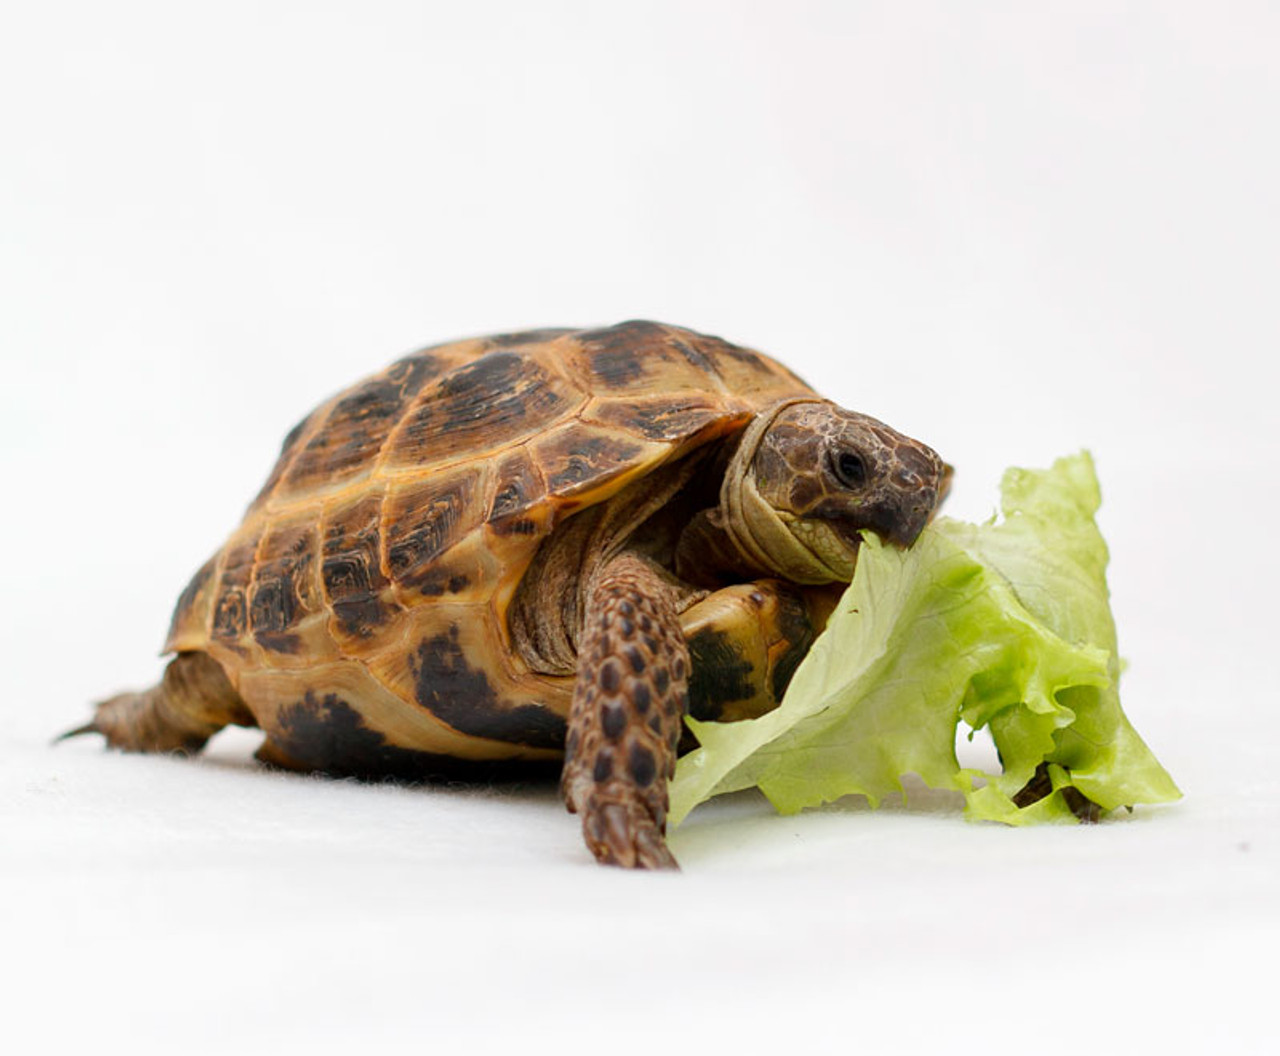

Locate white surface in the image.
[2,2,1277,1053]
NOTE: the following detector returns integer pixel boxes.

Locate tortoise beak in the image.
[879,461,954,548]
[883,506,930,548]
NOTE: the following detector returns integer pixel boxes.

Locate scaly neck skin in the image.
[717,399,853,585]
[510,451,713,675]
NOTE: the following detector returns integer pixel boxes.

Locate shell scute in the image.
[699,340,811,397]
[384,349,581,470]
[487,445,546,530]
[212,539,256,646]
[531,420,653,499]
[292,380,401,483]
[573,320,732,396]
[321,491,398,645]
[249,521,323,655]
[383,465,489,595]
[584,393,747,444]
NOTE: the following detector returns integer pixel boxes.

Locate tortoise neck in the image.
[508,450,715,676]
[719,398,850,585]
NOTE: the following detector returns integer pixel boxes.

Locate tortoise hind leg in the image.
[61,651,254,754]
[561,554,689,870]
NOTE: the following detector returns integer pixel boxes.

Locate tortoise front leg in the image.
[561,554,688,870]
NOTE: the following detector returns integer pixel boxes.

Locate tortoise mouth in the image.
[834,523,865,559]
[806,507,867,565]
[832,524,864,578]
[783,516,860,582]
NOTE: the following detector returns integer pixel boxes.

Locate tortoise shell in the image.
[164,320,818,775]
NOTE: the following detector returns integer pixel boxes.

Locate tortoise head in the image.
[721,399,952,584]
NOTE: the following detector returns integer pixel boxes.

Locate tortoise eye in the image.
[831,449,868,489]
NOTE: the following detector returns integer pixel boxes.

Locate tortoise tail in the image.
[58,651,253,755]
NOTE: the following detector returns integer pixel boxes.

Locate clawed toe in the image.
[52,721,102,746]
[583,795,679,870]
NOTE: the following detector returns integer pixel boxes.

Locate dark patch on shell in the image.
[323,495,395,637]
[685,626,756,722]
[410,625,566,749]
[384,349,451,393]
[690,330,776,372]
[389,351,574,466]
[211,588,247,642]
[252,626,302,654]
[537,426,644,496]
[488,447,543,529]
[249,574,302,652]
[287,382,398,483]
[212,540,257,642]
[590,397,728,443]
[408,567,472,597]
[585,348,647,387]
[493,517,537,537]
[669,337,717,376]
[282,352,448,490]
[249,524,319,654]
[576,320,694,390]
[385,472,478,590]
[273,692,559,782]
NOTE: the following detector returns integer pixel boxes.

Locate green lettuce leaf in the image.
[669,452,1180,828]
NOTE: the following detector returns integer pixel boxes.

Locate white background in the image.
[2,2,1277,1053]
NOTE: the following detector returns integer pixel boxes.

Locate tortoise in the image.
[67,320,951,869]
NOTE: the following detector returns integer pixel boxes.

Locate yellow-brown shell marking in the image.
[164,321,817,773]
